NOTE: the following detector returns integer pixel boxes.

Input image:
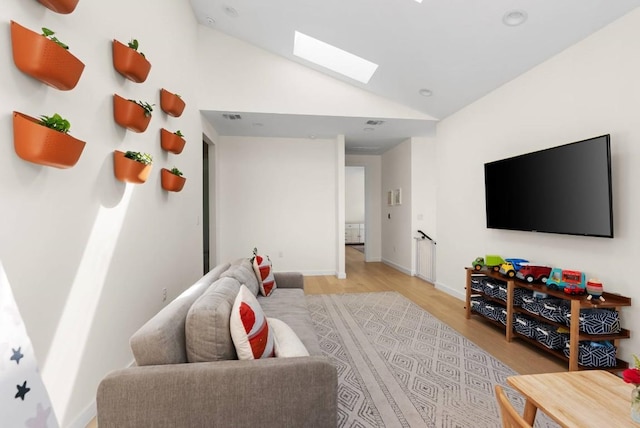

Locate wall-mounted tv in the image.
[484,134,613,238]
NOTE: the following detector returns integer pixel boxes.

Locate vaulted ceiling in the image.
[190,0,640,153]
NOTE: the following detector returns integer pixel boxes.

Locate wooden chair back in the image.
[494,385,532,428]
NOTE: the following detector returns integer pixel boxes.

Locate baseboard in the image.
[67,359,136,428]
[434,281,465,301]
[365,257,381,262]
[301,270,338,276]
[381,259,412,276]
[67,400,96,428]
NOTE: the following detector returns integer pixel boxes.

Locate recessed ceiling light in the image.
[419,89,433,97]
[308,135,316,139]
[205,16,215,25]
[363,127,375,132]
[414,0,423,3]
[293,31,378,84]
[223,5,238,18]
[503,10,527,26]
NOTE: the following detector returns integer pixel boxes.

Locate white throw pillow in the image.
[268,317,309,358]
[229,285,275,359]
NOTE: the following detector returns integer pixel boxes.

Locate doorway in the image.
[345,166,365,259]
[202,140,210,274]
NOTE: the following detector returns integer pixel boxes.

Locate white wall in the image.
[196,27,435,120]
[0,1,203,426]
[434,8,640,356]
[381,139,413,273]
[216,136,339,275]
[411,137,438,273]
[345,167,365,223]
[346,155,382,262]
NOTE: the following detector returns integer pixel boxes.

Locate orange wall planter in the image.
[12,111,86,169]
[113,151,152,184]
[113,94,152,132]
[160,128,186,154]
[11,21,85,90]
[160,89,186,117]
[161,168,186,192]
[37,0,80,14]
[112,40,151,83]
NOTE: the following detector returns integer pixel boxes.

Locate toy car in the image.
[499,258,529,277]
[472,255,506,272]
[516,265,552,283]
[546,268,586,294]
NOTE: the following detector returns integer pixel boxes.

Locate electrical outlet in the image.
[162,288,167,302]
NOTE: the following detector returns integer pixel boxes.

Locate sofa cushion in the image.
[230,285,275,359]
[258,289,322,356]
[220,258,260,296]
[185,277,241,362]
[253,254,277,296]
[130,263,230,366]
[268,317,309,358]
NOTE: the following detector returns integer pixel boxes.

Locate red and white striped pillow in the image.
[229,285,274,359]
[252,254,277,297]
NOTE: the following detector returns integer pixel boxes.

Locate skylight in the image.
[293,31,378,84]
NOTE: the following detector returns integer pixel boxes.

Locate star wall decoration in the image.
[11,346,24,364]
[15,381,31,401]
[26,403,53,428]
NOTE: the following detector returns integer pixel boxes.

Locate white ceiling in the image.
[190,0,640,154]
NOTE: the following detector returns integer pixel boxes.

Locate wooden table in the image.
[507,370,636,427]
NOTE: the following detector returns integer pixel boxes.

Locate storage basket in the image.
[470,275,486,293]
[497,308,514,326]
[562,341,617,368]
[483,302,505,321]
[482,280,502,298]
[521,294,543,315]
[534,323,569,350]
[514,313,539,338]
[496,287,528,306]
[566,308,621,335]
[470,296,486,315]
[539,299,570,324]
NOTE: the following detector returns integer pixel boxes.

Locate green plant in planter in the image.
[41,28,69,50]
[170,167,183,176]
[124,151,152,165]
[39,113,71,134]
[129,100,154,117]
[127,38,145,58]
[174,130,184,138]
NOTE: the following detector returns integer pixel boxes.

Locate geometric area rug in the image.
[306,292,559,428]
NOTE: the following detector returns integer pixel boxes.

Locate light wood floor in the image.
[87,247,563,427]
[305,246,566,375]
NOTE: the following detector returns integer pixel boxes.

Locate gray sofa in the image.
[96,259,337,427]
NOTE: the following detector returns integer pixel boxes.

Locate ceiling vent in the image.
[222,113,242,120]
[366,120,384,125]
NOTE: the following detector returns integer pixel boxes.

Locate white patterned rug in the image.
[306,292,558,428]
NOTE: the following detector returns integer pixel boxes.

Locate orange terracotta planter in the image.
[113,151,152,184]
[161,168,186,192]
[12,111,86,168]
[37,0,80,14]
[112,39,151,83]
[11,21,85,90]
[160,128,186,154]
[113,94,152,133]
[160,89,186,117]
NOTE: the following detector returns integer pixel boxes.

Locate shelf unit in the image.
[465,267,631,371]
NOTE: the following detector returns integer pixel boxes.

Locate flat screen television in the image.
[484,134,613,238]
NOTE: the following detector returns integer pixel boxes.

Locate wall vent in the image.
[222,113,242,120]
[366,120,384,125]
